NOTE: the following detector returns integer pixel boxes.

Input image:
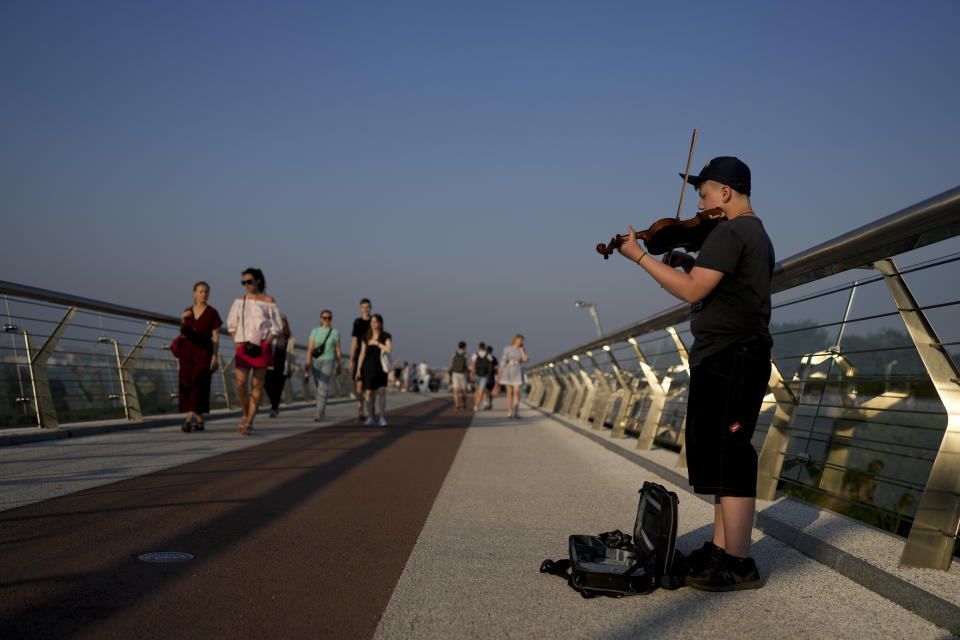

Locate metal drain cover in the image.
[137,551,194,563]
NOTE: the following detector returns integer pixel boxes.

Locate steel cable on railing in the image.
[3,295,29,417]
[775,476,922,520]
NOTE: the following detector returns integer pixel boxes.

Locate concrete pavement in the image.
[0,394,956,639]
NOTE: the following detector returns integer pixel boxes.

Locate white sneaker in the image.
[378,416,388,426]
[364,416,375,426]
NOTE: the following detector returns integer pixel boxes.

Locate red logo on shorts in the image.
[729,422,741,433]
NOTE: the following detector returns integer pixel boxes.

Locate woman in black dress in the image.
[355,314,392,426]
[264,315,294,418]
[177,281,222,432]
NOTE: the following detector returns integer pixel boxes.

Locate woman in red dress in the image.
[177,281,222,432]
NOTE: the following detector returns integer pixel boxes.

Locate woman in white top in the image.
[226,268,283,435]
[497,334,528,418]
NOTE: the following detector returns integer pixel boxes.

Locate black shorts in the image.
[685,342,771,497]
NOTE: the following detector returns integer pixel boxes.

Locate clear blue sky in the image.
[2,0,958,366]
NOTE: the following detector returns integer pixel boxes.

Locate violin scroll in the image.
[596,237,624,260]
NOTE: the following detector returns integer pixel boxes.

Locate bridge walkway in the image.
[0,395,955,639]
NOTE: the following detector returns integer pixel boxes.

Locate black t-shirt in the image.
[689,216,775,366]
[352,317,371,361]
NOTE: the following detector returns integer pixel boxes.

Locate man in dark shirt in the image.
[484,344,498,410]
[617,156,773,591]
[349,298,372,422]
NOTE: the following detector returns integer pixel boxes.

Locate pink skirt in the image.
[235,341,274,369]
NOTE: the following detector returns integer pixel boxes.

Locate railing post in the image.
[874,258,960,570]
[543,364,564,412]
[219,355,237,408]
[535,370,551,408]
[4,307,76,429]
[216,354,232,409]
[609,374,638,438]
[600,346,630,432]
[528,369,546,406]
[101,322,157,420]
[536,370,551,407]
[584,351,611,429]
[756,360,801,500]
[572,355,598,424]
[627,338,671,450]
[817,351,861,494]
[559,360,583,417]
[666,328,691,465]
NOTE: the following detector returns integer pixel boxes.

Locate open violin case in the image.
[540,481,687,598]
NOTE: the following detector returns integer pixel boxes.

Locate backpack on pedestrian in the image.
[474,352,491,378]
[451,352,468,373]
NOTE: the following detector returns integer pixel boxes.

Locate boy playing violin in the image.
[617,156,774,591]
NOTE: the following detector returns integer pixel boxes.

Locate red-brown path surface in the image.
[0,398,470,640]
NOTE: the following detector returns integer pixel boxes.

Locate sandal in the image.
[238,423,250,435]
[182,419,193,433]
[194,417,205,431]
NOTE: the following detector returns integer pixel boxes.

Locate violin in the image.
[595,207,726,259]
[596,128,726,259]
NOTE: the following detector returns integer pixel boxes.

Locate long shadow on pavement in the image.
[0,398,471,639]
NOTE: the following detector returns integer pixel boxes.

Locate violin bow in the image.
[675,128,698,219]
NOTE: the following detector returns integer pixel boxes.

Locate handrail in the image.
[530,184,960,368]
[0,280,231,335]
[0,281,350,431]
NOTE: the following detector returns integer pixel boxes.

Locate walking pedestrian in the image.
[306,310,342,421]
[471,342,491,412]
[417,361,429,392]
[450,341,468,409]
[401,362,410,392]
[349,298,372,422]
[485,344,498,409]
[175,281,222,432]
[265,316,295,418]
[355,314,392,426]
[497,334,528,418]
[226,268,283,435]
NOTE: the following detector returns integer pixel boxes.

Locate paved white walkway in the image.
[374,399,954,640]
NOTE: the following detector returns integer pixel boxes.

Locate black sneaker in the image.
[686,541,724,577]
[685,553,762,591]
[356,413,366,423]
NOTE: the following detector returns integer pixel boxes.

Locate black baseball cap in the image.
[680,156,751,196]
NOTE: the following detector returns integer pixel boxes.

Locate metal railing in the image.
[525,185,960,571]
[0,283,356,429]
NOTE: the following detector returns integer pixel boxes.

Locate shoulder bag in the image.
[311,328,332,359]
[170,334,185,358]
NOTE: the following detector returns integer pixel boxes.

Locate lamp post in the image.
[574,301,603,337]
